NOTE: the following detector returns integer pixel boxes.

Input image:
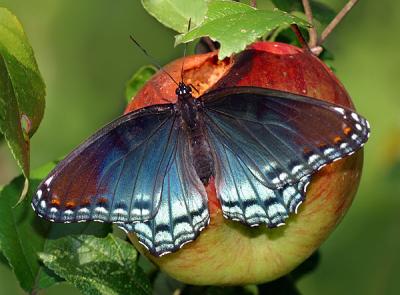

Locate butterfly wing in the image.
[120,127,209,257]
[202,87,370,189]
[202,86,369,226]
[207,126,310,226]
[32,104,179,224]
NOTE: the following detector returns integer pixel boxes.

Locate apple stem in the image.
[290,24,311,53]
[318,0,359,45]
[250,0,257,8]
[302,0,318,48]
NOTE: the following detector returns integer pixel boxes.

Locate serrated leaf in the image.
[271,0,336,28]
[205,0,254,21]
[0,8,46,179]
[40,234,151,295]
[142,0,208,33]
[125,65,157,103]
[0,162,111,292]
[176,1,310,59]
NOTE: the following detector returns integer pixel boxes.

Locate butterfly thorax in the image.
[176,82,214,185]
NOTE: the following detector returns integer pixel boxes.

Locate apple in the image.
[125,42,363,285]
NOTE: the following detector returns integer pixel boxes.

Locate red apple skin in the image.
[125,42,363,285]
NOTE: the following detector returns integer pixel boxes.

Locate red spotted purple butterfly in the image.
[32,80,370,256]
[31,37,370,256]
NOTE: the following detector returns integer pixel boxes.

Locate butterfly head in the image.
[176,82,192,97]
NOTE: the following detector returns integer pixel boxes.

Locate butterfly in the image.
[31,81,370,257]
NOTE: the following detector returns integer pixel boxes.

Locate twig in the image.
[290,24,311,52]
[301,0,318,48]
[200,37,217,52]
[319,0,359,45]
[311,46,323,56]
[265,27,278,41]
[250,0,257,8]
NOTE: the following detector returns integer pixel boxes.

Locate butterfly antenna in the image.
[129,35,179,86]
[180,18,192,83]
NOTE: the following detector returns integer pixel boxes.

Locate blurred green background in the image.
[0,0,399,294]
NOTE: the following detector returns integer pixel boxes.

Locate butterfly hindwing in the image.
[202,87,370,190]
[32,105,178,224]
[120,127,209,256]
[207,124,310,227]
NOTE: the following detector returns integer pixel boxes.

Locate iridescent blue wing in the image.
[202,87,370,189]
[32,105,178,224]
[207,127,311,226]
[202,86,369,226]
[120,128,210,257]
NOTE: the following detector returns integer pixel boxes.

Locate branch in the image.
[291,24,311,53]
[319,0,359,45]
[200,37,217,52]
[302,0,318,47]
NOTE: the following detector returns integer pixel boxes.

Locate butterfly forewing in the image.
[32,105,177,223]
[120,127,209,256]
[202,87,370,189]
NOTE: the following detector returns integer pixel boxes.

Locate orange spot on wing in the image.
[343,127,351,135]
[81,198,91,207]
[66,201,76,209]
[333,136,342,144]
[97,197,108,205]
[50,198,60,207]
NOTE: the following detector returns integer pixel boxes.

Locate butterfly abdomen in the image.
[177,90,214,186]
[189,123,214,185]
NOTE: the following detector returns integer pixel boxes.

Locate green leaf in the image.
[176,1,310,59]
[271,0,336,28]
[40,234,151,295]
[0,162,111,292]
[0,8,46,179]
[0,175,51,292]
[125,65,157,103]
[141,0,208,33]
[0,250,9,267]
